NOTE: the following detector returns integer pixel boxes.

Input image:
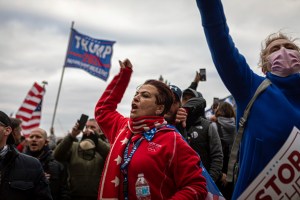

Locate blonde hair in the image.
[258,31,300,73]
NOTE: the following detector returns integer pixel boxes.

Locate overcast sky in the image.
[1,0,300,137]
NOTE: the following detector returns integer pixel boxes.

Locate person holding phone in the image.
[199,68,206,81]
[53,118,110,200]
[194,0,300,199]
[185,70,205,94]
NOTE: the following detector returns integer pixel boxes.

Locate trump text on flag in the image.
[65,28,115,81]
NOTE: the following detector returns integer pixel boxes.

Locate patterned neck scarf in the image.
[128,116,167,141]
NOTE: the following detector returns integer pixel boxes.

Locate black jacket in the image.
[0,145,53,200]
[183,97,224,182]
[26,146,71,200]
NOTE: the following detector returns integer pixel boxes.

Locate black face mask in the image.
[81,133,98,146]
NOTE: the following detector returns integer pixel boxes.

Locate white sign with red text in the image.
[238,126,300,200]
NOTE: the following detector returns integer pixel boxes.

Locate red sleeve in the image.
[170,133,208,200]
[94,66,133,144]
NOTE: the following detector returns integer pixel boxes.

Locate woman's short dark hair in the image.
[143,79,174,116]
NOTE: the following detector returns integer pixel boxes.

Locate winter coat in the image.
[184,103,223,182]
[216,116,236,173]
[53,134,110,199]
[95,66,208,200]
[182,96,223,182]
[0,145,52,200]
[26,147,71,200]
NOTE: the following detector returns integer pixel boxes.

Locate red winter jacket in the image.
[95,66,207,200]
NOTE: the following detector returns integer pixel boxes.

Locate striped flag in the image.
[16,82,45,136]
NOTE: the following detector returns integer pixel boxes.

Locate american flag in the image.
[201,163,226,200]
[16,82,46,136]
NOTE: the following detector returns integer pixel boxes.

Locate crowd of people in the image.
[0,68,236,199]
[1,0,300,199]
[0,111,110,200]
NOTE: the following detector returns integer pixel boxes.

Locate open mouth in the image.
[131,103,138,113]
[131,103,138,109]
[30,143,38,147]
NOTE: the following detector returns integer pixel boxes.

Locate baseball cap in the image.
[183,88,203,98]
[169,85,182,102]
[0,111,12,127]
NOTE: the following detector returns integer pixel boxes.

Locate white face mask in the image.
[267,47,300,77]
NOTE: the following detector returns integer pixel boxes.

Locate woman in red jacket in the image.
[95,59,207,200]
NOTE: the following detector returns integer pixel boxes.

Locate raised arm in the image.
[188,71,200,90]
[195,0,262,104]
[94,59,133,143]
[53,122,82,161]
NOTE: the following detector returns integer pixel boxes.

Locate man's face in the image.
[0,122,12,146]
[164,96,181,124]
[85,120,101,135]
[28,129,47,152]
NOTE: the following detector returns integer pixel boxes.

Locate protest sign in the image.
[238,127,300,200]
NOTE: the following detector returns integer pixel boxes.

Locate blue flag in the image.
[64,28,116,81]
[200,162,225,200]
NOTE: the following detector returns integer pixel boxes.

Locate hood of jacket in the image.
[217,116,236,132]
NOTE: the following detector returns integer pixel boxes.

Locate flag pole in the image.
[51,21,74,130]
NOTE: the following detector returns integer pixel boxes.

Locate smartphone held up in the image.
[199,68,206,81]
[78,114,89,130]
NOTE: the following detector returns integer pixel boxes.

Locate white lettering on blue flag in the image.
[74,35,113,59]
[65,28,115,81]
